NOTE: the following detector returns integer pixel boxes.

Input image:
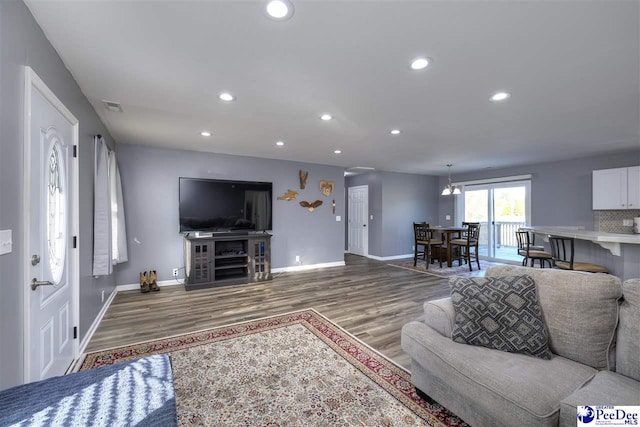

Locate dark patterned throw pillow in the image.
[449,275,552,359]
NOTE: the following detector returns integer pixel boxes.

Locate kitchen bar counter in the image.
[523,226,640,256]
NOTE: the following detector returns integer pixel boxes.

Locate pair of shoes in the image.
[139,271,161,293]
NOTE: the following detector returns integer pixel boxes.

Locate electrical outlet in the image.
[101,290,105,303]
[172,268,179,277]
[412,245,415,251]
[445,215,451,220]
[295,255,300,263]
[623,219,633,226]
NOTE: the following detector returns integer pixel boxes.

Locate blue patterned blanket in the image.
[0,354,176,427]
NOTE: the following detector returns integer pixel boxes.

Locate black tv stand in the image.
[183,233,271,291]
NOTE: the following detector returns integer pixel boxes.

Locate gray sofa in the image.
[401,265,640,427]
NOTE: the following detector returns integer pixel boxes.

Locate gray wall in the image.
[345,172,439,257]
[381,172,440,257]
[114,143,346,285]
[0,0,116,390]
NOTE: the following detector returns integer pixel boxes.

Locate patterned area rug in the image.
[79,309,469,426]
[388,259,506,278]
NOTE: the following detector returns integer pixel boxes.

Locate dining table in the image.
[427,226,466,267]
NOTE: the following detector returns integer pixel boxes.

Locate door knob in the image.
[363,224,367,227]
[31,278,54,291]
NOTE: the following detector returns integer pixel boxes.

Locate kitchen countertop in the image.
[523,226,640,256]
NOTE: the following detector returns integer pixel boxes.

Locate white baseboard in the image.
[116,278,184,292]
[272,261,346,273]
[367,253,413,261]
[77,287,117,356]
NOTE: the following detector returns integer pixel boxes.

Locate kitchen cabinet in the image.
[593,166,640,210]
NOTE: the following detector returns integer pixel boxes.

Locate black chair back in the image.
[462,222,480,242]
[413,222,430,242]
[515,230,529,253]
[548,235,575,269]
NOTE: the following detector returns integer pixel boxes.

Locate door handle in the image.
[31,278,54,291]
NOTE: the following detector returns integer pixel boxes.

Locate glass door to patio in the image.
[456,180,531,262]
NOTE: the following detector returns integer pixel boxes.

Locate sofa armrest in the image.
[423,297,455,338]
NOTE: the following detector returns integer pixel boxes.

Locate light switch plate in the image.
[335,215,341,221]
[445,215,451,220]
[0,229,12,255]
[623,219,633,226]
[370,215,374,220]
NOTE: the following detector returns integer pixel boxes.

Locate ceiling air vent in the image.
[347,166,375,172]
[102,100,123,112]
[345,166,375,176]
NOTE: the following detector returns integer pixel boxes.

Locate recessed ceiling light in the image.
[490,91,511,101]
[390,129,401,135]
[219,92,235,102]
[200,131,212,137]
[265,0,294,20]
[276,141,285,146]
[320,114,333,121]
[410,57,430,70]
[334,150,342,154]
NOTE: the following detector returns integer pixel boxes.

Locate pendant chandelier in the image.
[441,164,461,195]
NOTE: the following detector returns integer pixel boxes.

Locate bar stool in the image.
[516,230,552,267]
[547,235,608,273]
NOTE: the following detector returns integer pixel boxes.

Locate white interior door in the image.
[24,67,79,382]
[348,185,368,256]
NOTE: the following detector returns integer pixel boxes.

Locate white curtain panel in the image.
[109,150,128,264]
[93,136,129,276]
[92,136,112,276]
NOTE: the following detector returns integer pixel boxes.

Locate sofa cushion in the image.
[559,371,640,427]
[486,265,622,369]
[617,279,640,381]
[448,275,552,359]
[402,321,597,427]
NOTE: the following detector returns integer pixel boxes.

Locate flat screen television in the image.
[179,178,273,233]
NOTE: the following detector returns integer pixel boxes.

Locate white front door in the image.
[24,67,79,382]
[348,185,368,256]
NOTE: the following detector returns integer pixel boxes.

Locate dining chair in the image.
[515,230,552,267]
[547,235,609,273]
[450,222,481,271]
[413,223,443,269]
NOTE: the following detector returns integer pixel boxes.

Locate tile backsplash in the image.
[594,210,640,234]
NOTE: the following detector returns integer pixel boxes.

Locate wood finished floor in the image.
[86,254,451,369]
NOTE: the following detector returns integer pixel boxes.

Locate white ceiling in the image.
[25,0,640,175]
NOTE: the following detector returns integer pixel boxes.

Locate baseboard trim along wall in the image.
[77,287,117,356]
[115,262,349,289]
[271,261,346,273]
[116,278,184,292]
[367,253,413,261]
